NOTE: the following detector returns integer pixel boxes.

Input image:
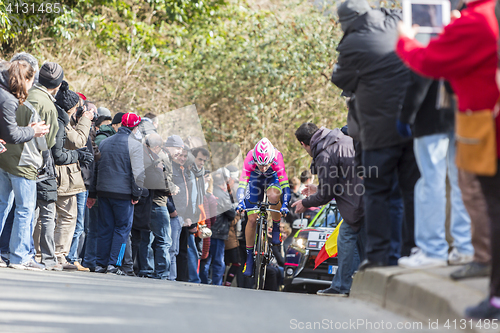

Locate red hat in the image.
[76,92,86,100]
[122,112,141,128]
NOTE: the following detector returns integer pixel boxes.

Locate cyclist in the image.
[236,138,291,277]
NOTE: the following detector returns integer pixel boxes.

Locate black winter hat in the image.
[112,112,125,125]
[39,62,64,89]
[55,81,80,112]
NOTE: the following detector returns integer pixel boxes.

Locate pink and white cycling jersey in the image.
[238,148,289,189]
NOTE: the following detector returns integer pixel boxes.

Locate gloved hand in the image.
[77,149,94,168]
[280,205,289,216]
[237,201,246,213]
[396,120,412,138]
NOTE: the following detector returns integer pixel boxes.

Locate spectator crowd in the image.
[0,0,499,321]
[0,54,286,288]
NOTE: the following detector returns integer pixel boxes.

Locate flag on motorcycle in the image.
[314,220,343,269]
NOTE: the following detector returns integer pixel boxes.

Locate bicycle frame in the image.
[246,197,281,290]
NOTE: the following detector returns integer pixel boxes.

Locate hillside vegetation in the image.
[0,0,346,175]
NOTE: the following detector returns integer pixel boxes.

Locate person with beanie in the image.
[30,62,64,149]
[45,80,93,270]
[331,0,419,269]
[87,113,146,275]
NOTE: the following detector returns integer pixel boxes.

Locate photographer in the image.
[52,81,93,270]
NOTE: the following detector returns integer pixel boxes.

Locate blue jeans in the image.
[202,238,226,286]
[82,204,98,268]
[67,191,88,263]
[330,223,366,294]
[0,169,36,265]
[150,205,172,279]
[96,197,134,267]
[169,216,182,281]
[414,132,473,260]
[187,233,200,283]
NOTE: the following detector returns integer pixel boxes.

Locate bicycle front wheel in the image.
[255,217,268,290]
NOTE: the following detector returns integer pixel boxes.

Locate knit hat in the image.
[165,135,184,148]
[55,81,80,112]
[38,62,64,89]
[122,112,141,128]
[76,92,86,100]
[337,0,371,32]
[112,112,125,125]
[97,107,111,117]
[10,52,39,72]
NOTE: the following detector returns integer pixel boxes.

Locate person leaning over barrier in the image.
[293,122,365,296]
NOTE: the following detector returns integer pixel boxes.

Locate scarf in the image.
[192,164,206,206]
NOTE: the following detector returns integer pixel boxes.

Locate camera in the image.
[75,102,99,122]
[75,105,85,118]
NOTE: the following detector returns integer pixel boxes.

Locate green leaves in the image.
[1,0,346,173]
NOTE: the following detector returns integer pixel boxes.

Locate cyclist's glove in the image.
[237,201,246,213]
[280,205,289,216]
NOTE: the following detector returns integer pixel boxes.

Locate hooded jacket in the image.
[0,68,35,144]
[302,127,364,230]
[95,124,116,148]
[331,8,410,150]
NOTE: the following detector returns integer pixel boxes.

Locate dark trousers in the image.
[264,265,280,291]
[96,197,134,267]
[478,161,500,297]
[82,205,99,268]
[389,175,404,265]
[176,226,189,282]
[363,142,420,264]
[0,202,15,256]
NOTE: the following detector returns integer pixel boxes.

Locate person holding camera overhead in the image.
[51,80,94,270]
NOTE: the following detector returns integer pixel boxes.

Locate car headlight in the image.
[292,237,306,250]
[286,268,294,276]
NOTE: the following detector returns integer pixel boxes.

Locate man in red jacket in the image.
[396,0,499,319]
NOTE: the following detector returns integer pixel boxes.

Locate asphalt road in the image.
[0,269,440,333]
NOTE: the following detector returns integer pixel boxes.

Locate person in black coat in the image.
[294,122,365,296]
[330,0,420,268]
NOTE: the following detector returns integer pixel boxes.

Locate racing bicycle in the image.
[244,199,281,290]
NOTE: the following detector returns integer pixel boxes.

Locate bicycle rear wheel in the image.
[254,216,268,290]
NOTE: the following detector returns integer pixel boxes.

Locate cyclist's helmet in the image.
[253,138,276,165]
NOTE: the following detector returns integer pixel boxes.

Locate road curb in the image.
[350,266,489,333]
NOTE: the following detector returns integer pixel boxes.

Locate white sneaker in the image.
[0,257,7,268]
[398,248,448,269]
[448,247,473,266]
[9,258,45,271]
